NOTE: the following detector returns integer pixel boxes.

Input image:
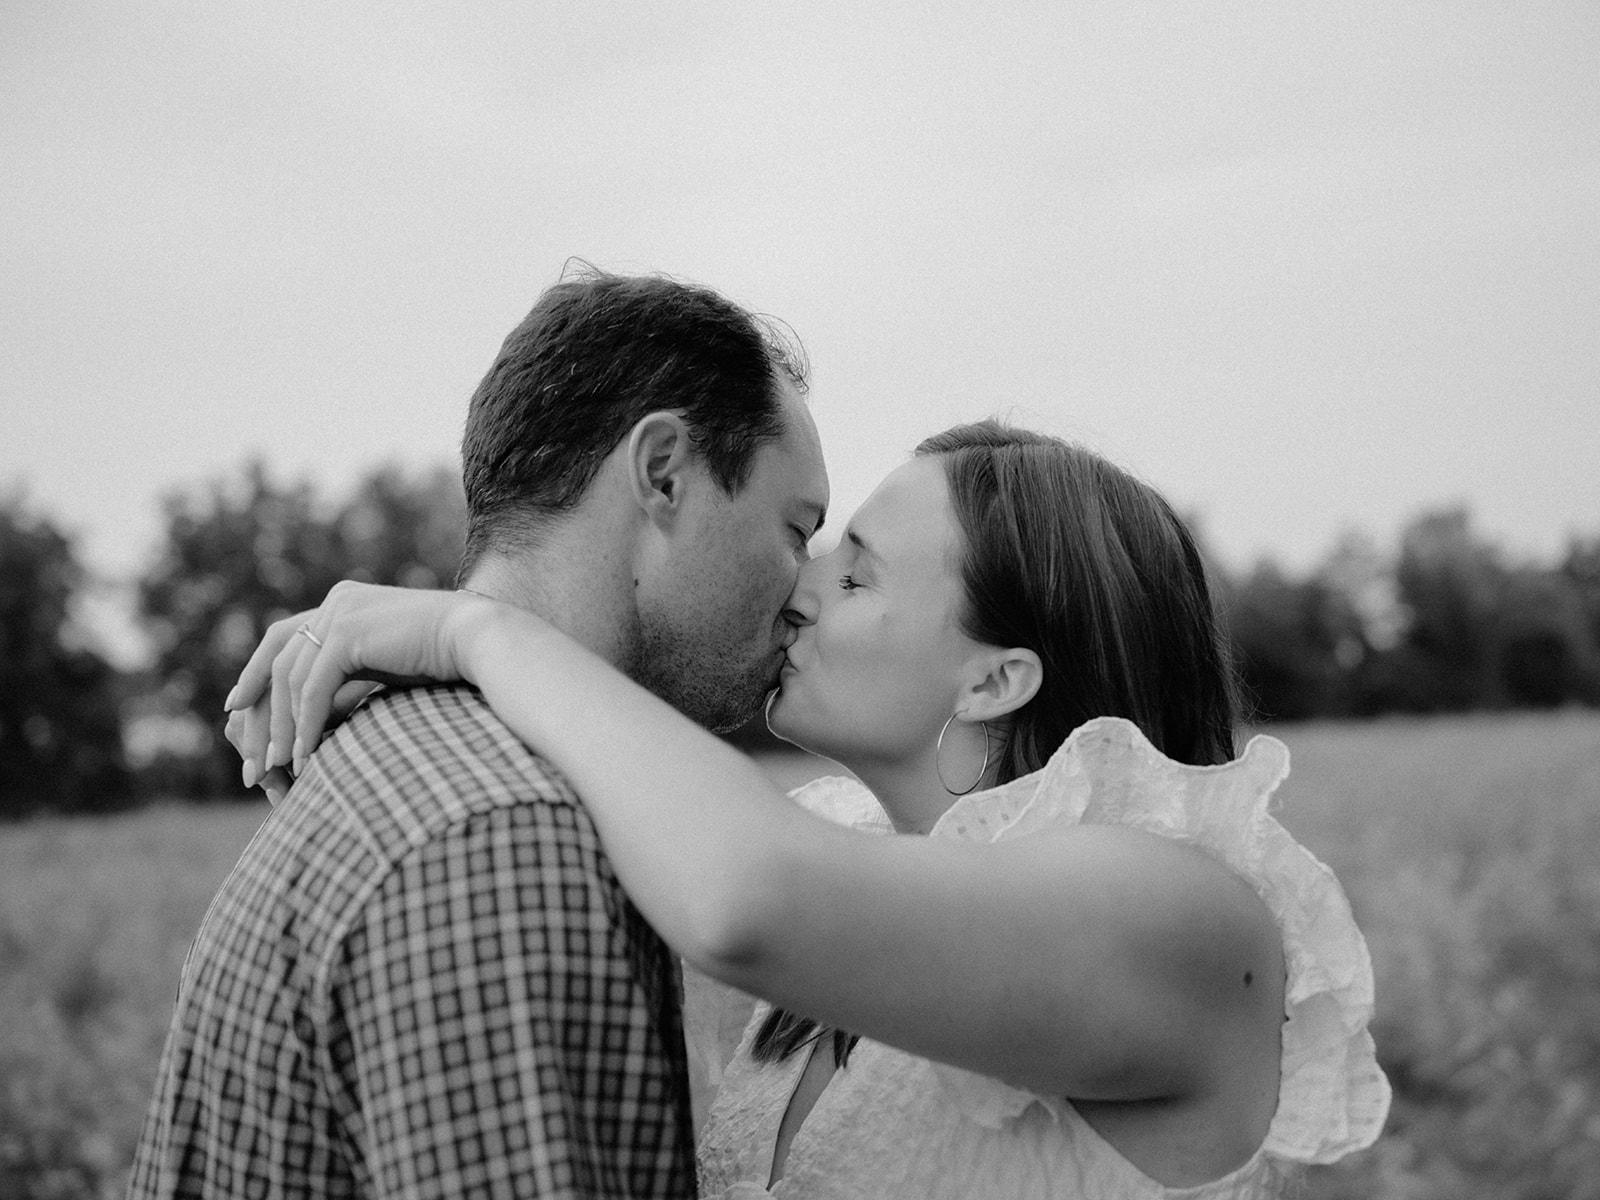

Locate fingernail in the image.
[242,759,258,789]
[291,739,305,776]
[223,686,240,711]
[265,741,279,768]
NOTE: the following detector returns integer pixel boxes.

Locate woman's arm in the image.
[231,584,1281,1102]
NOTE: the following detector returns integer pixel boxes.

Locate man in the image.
[130,269,830,1198]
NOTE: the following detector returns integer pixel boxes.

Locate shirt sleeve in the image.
[321,801,694,1199]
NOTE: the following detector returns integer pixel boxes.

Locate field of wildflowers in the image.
[3,711,1597,1199]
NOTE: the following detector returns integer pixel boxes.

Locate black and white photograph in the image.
[3,4,1597,1197]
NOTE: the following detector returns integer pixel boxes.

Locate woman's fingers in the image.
[226,608,317,782]
[267,631,309,772]
[226,611,312,713]
[290,636,350,773]
[227,696,276,789]
[259,766,293,806]
[224,707,253,783]
[228,640,374,791]
[222,582,493,784]
[279,680,385,776]
[286,622,323,725]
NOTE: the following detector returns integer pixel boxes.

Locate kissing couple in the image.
[133,267,1387,1199]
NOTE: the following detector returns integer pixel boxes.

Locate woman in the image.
[228,422,1388,1197]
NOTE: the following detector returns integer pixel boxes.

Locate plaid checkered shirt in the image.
[130,685,696,1199]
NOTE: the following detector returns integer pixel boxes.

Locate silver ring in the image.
[295,622,324,648]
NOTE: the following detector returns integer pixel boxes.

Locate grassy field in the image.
[3,712,1598,1199]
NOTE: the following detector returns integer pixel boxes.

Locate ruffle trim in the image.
[786,716,1390,1166]
[787,772,896,834]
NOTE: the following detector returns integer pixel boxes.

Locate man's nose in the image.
[778,616,802,652]
[780,560,824,631]
[780,601,813,640]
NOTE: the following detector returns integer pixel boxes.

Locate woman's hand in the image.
[223,582,504,789]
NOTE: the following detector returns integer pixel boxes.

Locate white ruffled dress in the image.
[692,717,1391,1199]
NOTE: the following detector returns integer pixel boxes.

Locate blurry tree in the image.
[337,464,467,589]
[1559,535,1600,703]
[137,461,465,797]
[1317,530,1407,654]
[1221,515,1600,722]
[0,494,131,817]
[1382,507,1506,711]
[1227,561,1365,721]
[1495,564,1599,709]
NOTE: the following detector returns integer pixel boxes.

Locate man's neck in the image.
[459,524,637,672]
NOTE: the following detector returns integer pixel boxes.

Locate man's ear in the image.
[624,411,694,526]
[958,647,1044,723]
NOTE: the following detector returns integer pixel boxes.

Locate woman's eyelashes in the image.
[838,574,861,591]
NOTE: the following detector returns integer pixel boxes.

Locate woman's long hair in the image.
[751,420,1242,1067]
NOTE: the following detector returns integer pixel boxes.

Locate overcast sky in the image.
[4,2,1597,658]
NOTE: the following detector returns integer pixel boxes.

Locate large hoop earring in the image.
[936,714,991,796]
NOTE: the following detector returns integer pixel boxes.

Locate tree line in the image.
[3,466,1598,817]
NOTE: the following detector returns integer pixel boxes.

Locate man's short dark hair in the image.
[458,267,807,577]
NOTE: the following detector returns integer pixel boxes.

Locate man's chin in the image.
[692,679,781,735]
[634,656,770,733]
[694,698,760,736]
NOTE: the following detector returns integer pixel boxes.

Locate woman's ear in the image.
[624,411,693,525]
[959,648,1043,723]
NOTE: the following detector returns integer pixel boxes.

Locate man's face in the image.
[633,381,829,732]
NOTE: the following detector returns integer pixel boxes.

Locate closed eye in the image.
[838,574,861,591]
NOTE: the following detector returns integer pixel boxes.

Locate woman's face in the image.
[767,456,989,768]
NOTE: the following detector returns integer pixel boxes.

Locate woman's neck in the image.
[827,722,1008,834]
[848,755,970,835]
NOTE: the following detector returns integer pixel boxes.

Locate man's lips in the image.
[762,648,794,691]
